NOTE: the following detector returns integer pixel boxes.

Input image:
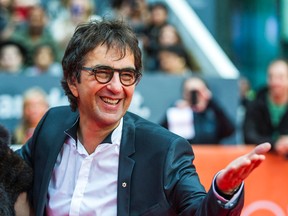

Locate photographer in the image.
[161,76,235,144]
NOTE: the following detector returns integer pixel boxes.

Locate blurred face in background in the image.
[267,60,288,100]
[158,24,181,46]
[158,50,186,74]
[27,5,47,35]
[183,77,211,112]
[69,0,93,23]
[0,44,24,73]
[239,77,251,98]
[23,92,49,127]
[34,45,54,71]
[150,5,167,26]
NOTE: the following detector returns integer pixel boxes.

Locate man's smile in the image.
[101,97,120,105]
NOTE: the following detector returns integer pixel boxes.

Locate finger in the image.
[230,161,253,181]
[253,143,271,155]
[220,167,236,180]
[246,143,271,158]
[249,158,264,171]
[217,160,255,191]
[244,154,265,171]
[236,157,265,180]
[221,161,250,183]
[227,155,263,178]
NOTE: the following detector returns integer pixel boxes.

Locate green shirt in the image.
[268,96,288,139]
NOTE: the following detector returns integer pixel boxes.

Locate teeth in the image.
[102,97,119,105]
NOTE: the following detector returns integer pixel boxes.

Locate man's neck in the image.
[77,121,119,155]
[270,92,288,106]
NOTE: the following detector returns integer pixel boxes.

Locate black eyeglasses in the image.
[81,66,142,86]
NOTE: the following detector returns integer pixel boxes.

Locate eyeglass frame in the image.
[81,65,142,86]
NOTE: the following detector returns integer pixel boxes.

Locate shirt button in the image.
[122,182,127,188]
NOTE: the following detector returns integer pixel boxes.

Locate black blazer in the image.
[18,106,244,216]
[243,87,288,147]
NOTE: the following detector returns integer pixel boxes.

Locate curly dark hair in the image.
[0,124,33,216]
[61,19,143,111]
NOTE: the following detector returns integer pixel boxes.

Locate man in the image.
[18,19,271,215]
[243,59,288,158]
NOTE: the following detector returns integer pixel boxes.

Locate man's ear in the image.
[67,77,79,98]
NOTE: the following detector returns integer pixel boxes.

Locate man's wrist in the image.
[215,183,240,200]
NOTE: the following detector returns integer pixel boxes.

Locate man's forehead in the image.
[90,44,133,57]
[83,45,135,69]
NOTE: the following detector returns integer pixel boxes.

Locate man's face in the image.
[68,44,136,128]
[268,61,288,97]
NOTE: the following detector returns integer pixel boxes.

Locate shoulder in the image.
[254,87,268,101]
[247,87,268,109]
[47,105,73,114]
[124,111,169,132]
[30,106,78,144]
[41,105,78,124]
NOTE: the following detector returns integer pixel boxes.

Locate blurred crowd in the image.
[0,0,197,76]
[1,0,288,159]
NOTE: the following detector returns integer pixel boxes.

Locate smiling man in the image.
[17,19,271,216]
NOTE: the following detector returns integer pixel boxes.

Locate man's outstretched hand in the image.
[216,142,271,195]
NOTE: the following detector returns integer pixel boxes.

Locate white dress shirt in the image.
[46,119,123,216]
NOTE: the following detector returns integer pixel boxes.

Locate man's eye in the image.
[121,72,134,80]
[95,71,111,78]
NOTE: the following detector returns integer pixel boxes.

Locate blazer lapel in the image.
[35,108,79,215]
[117,114,136,216]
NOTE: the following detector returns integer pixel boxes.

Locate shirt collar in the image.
[65,117,123,145]
[65,116,79,141]
[102,132,112,144]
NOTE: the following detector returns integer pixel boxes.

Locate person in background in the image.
[0,0,14,39]
[24,42,62,76]
[8,4,60,65]
[161,75,235,144]
[12,86,49,144]
[154,23,199,73]
[8,0,39,22]
[111,0,149,35]
[235,76,255,143]
[17,19,270,215]
[238,76,255,109]
[0,39,27,74]
[243,59,288,158]
[49,0,100,57]
[158,23,182,47]
[0,0,38,40]
[142,2,169,70]
[157,45,194,76]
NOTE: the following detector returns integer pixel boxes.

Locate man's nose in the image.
[107,72,122,92]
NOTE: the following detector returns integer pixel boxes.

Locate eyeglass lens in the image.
[83,66,140,86]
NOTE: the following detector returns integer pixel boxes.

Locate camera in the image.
[190,90,198,105]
